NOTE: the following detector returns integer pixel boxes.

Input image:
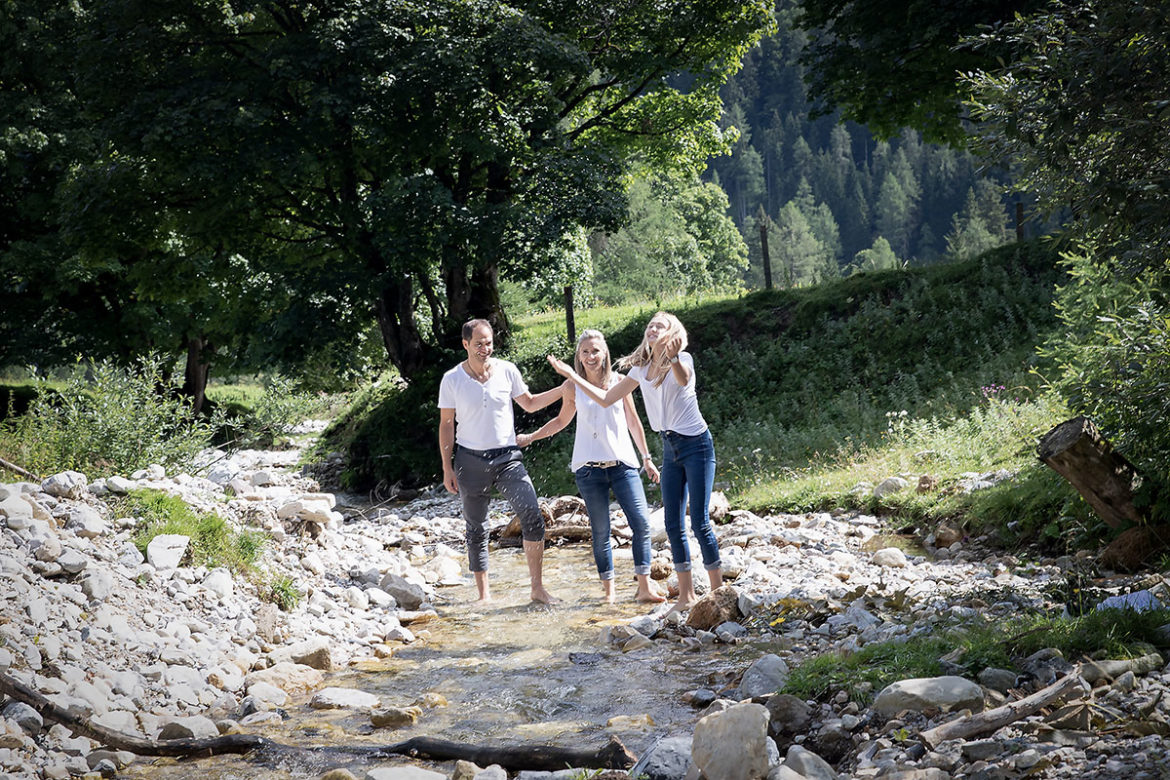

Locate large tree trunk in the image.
[1037,416,1143,529]
[182,336,211,415]
[375,277,432,379]
[444,260,510,345]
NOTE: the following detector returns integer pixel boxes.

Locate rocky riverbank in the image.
[2,435,1169,780]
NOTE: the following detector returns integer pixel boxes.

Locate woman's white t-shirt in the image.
[626,352,707,435]
[570,379,640,471]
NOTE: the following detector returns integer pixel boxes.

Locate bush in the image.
[225,375,322,448]
[0,356,224,478]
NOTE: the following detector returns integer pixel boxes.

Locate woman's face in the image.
[578,337,606,373]
[644,317,669,343]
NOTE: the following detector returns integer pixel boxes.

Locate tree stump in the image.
[1036,416,1143,529]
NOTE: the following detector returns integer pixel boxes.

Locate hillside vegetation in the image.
[323,240,1096,547]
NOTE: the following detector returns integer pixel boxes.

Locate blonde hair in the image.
[616,311,688,387]
[573,329,613,388]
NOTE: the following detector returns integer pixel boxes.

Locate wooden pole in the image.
[564,285,576,345]
[1037,416,1142,529]
[759,220,773,290]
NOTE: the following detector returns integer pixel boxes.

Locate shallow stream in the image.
[129,545,765,778]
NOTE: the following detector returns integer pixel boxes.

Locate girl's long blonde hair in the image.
[573,329,613,388]
[616,311,687,387]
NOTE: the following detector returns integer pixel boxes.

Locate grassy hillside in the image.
[323,241,1091,545]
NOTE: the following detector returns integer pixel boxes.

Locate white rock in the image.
[146,534,190,570]
[691,701,773,780]
[309,687,380,710]
[201,568,234,599]
[872,547,908,568]
[41,471,88,499]
[872,676,985,717]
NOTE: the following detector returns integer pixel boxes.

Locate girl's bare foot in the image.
[602,580,617,604]
[635,586,666,604]
[669,594,700,613]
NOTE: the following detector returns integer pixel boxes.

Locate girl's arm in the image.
[547,355,638,407]
[661,336,692,386]
[517,381,576,447]
[622,393,659,484]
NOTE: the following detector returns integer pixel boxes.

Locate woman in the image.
[518,329,665,604]
[548,312,721,612]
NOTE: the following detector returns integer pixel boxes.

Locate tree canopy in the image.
[2,0,774,385]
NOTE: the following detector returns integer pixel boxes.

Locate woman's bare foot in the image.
[531,586,560,604]
[635,577,666,603]
[669,594,699,613]
[601,580,617,604]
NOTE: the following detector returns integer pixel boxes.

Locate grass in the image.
[117,488,266,574]
[782,607,1170,704]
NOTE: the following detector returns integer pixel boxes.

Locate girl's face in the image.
[644,317,670,343]
[577,337,606,373]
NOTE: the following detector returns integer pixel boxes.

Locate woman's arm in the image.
[515,382,567,413]
[661,336,692,386]
[622,394,659,484]
[547,355,638,407]
[517,382,576,447]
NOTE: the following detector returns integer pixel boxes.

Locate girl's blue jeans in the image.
[660,429,720,572]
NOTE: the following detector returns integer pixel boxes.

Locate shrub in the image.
[226,375,322,448]
[0,356,223,478]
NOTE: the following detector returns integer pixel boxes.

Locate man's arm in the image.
[439,407,458,494]
[517,382,575,446]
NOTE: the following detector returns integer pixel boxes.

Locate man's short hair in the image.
[462,318,492,341]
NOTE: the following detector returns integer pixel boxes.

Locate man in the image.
[438,319,560,604]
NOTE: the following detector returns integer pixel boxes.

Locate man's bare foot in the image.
[531,586,560,604]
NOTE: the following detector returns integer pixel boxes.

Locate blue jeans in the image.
[660,429,720,572]
[574,463,653,580]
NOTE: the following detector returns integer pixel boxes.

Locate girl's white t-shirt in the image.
[570,379,640,471]
[627,352,707,435]
[437,359,527,451]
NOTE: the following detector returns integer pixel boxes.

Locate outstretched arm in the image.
[517,382,576,447]
[547,355,638,407]
[623,394,659,483]
[517,382,565,413]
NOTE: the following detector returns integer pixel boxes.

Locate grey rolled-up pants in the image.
[453,445,546,572]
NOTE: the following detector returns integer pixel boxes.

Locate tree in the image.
[793,0,1048,145]
[943,181,1010,260]
[5,0,774,383]
[850,236,901,274]
[772,201,828,286]
[593,172,747,304]
[965,0,1170,501]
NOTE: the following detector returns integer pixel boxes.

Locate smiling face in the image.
[462,324,494,364]
[644,316,670,343]
[576,336,607,377]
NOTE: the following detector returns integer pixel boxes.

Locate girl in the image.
[548,312,721,611]
[518,330,664,604]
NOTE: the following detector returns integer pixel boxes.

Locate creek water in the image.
[129,544,766,778]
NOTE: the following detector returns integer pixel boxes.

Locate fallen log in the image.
[1037,416,1142,529]
[0,456,41,482]
[919,670,1088,748]
[0,672,635,770]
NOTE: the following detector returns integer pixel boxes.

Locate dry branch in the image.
[0,672,635,770]
[919,671,1088,748]
[0,456,41,482]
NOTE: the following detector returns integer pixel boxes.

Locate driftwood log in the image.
[1037,416,1142,529]
[0,672,636,771]
[0,456,41,482]
[918,671,1088,748]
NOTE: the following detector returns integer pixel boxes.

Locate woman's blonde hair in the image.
[616,311,687,387]
[573,329,613,388]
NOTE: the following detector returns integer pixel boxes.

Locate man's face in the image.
[463,325,494,362]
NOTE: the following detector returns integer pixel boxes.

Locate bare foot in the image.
[635,587,667,604]
[531,587,560,604]
[473,595,493,605]
[669,595,699,614]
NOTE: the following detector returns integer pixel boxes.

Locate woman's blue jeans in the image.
[660,429,720,572]
[574,463,653,580]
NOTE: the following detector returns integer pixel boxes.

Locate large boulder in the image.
[685,585,742,631]
[873,676,984,718]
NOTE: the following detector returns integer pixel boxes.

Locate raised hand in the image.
[547,354,573,377]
